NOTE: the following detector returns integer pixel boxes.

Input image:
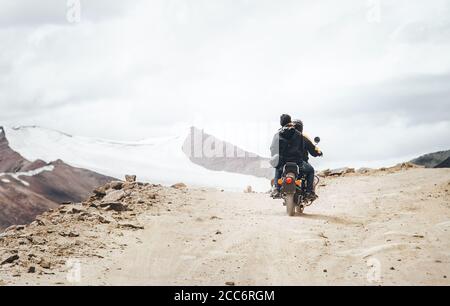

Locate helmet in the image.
[280,114,292,127]
[292,119,303,133]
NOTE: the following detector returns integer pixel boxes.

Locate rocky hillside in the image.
[0,175,177,281]
[411,150,450,168]
[0,127,115,230]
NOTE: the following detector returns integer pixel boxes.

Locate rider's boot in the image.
[270,188,282,199]
[305,191,318,202]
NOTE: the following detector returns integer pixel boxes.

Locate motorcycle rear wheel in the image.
[285,194,295,217]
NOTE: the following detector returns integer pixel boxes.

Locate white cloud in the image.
[1,0,449,167]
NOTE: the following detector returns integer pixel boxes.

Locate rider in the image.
[270,114,304,198]
[292,119,323,200]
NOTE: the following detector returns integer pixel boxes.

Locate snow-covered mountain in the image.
[4,126,270,192]
[0,127,115,229]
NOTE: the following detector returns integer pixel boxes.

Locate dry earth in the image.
[1,168,449,286]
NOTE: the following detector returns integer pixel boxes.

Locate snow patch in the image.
[0,165,55,187]
[4,126,270,192]
[1,178,11,183]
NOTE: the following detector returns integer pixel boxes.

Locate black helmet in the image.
[280,114,292,127]
[292,119,303,133]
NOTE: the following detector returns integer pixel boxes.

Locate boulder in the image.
[171,183,187,189]
[102,190,126,202]
[318,169,331,177]
[125,175,137,182]
[99,202,128,212]
[93,186,107,198]
[110,181,124,190]
[39,258,51,269]
[329,167,355,176]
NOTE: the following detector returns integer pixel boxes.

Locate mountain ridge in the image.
[410,150,450,168]
[0,126,115,230]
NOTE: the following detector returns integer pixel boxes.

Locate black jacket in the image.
[270,125,304,167]
[302,134,322,162]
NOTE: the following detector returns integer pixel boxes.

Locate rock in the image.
[4,225,25,232]
[357,168,373,174]
[118,223,144,230]
[171,183,187,189]
[125,175,137,182]
[93,186,107,198]
[329,167,355,176]
[27,266,36,273]
[1,254,19,265]
[110,181,124,190]
[69,207,86,214]
[102,190,126,202]
[318,169,331,177]
[389,162,419,171]
[244,186,253,193]
[96,214,114,224]
[39,259,51,269]
[225,281,236,286]
[34,217,47,226]
[30,236,47,245]
[59,231,80,238]
[99,202,128,212]
[123,182,137,191]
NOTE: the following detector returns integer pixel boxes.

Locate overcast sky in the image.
[1,0,449,168]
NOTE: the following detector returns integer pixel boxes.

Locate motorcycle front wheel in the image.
[285,194,296,217]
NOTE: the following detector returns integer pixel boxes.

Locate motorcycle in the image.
[277,137,321,216]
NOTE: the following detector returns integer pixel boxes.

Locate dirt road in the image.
[4,168,450,285]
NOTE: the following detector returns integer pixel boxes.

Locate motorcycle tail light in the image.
[295,180,301,186]
[277,179,283,185]
[286,177,293,184]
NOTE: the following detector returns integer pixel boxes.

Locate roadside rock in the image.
[171,183,187,189]
[99,202,128,212]
[102,190,126,202]
[329,168,355,177]
[110,181,124,190]
[39,258,51,269]
[318,169,331,177]
[93,186,107,198]
[125,175,137,182]
[357,168,373,174]
[59,231,80,238]
[1,254,19,265]
[118,223,144,230]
